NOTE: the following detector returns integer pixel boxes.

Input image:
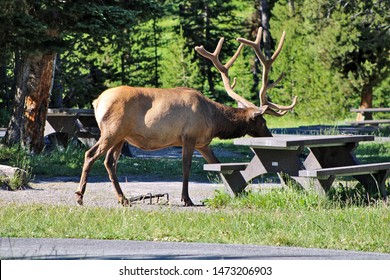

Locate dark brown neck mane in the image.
[211,104,251,139]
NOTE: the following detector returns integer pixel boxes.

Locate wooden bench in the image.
[349,108,390,126]
[204,163,249,173]
[204,163,249,194]
[347,119,390,126]
[299,162,390,200]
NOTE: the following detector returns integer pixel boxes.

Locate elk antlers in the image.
[195,28,297,116]
[194,39,258,109]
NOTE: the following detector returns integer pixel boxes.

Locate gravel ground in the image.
[0,145,248,209]
[0,175,227,210]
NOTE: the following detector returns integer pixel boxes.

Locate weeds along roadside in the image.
[0,197,389,253]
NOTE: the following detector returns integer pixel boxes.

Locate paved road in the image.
[1,237,390,260]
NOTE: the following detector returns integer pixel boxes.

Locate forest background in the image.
[0,0,389,153]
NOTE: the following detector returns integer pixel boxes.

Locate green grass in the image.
[206,183,390,208]
[0,201,389,253]
[265,115,325,129]
[356,141,390,163]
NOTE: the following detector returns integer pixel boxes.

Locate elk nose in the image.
[262,126,273,137]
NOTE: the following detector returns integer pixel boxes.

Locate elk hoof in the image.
[75,192,83,206]
[119,197,130,207]
[182,198,194,207]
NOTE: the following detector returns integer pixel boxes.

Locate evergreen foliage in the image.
[0,0,389,125]
[160,27,202,89]
[270,0,389,120]
[0,0,158,53]
[270,0,353,120]
[176,0,242,100]
[0,0,161,110]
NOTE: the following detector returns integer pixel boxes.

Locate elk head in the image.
[195,27,297,128]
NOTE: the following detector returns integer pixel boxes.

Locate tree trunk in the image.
[4,51,56,153]
[356,83,373,121]
[152,17,159,87]
[288,0,295,15]
[50,54,63,108]
[204,3,215,95]
[260,0,272,59]
[252,0,272,94]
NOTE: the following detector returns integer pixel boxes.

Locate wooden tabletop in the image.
[47,108,94,116]
[234,134,375,148]
[350,108,390,113]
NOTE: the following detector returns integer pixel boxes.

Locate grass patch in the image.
[204,188,332,210]
[206,183,390,209]
[210,138,250,155]
[0,202,389,253]
[356,141,390,163]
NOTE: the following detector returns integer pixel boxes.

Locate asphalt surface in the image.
[1,237,390,260]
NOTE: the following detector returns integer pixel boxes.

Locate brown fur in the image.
[75,86,272,206]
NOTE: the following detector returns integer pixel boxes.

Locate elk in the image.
[75,28,297,206]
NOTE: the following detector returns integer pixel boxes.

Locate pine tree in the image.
[160,27,202,89]
[269,0,389,121]
[0,0,160,153]
[177,0,241,101]
[307,0,390,120]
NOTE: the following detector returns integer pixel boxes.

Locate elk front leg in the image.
[182,140,196,206]
[197,145,220,164]
[104,141,129,206]
[76,140,106,205]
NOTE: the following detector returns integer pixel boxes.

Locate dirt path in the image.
[0,175,226,210]
[0,146,247,210]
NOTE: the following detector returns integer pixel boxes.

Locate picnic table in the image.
[205,135,389,200]
[348,108,390,126]
[44,108,133,156]
[44,108,99,147]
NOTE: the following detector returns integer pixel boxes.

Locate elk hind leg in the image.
[104,141,129,206]
[76,140,107,205]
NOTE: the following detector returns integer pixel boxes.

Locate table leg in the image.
[299,150,338,192]
[287,175,331,194]
[376,170,389,202]
[219,148,302,195]
[306,143,358,168]
[304,143,388,197]
[241,147,302,182]
[218,156,265,195]
[354,170,389,201]
[220,171,248,195]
